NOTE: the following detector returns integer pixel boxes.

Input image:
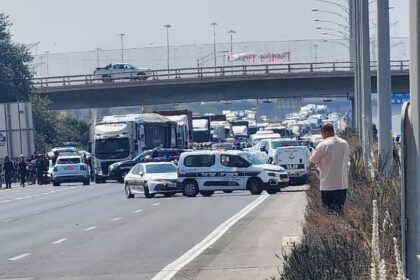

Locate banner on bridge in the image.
[228,51,291,64]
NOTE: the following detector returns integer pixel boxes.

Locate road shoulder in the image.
[173,187,307,280]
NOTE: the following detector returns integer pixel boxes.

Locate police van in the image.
[273,146,310,185]
[177,150,288,197]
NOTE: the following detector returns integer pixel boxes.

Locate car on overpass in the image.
[94,63,151,82]
[124,162,179,198]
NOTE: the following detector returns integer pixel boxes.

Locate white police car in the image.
[177,150,288,197]
[52,155,90,186]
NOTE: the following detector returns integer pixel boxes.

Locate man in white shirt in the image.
[310,123,349,214]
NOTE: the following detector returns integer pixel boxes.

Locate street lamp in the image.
[227,30,236,56]
[164,24,172,75]
[314,0,349,14]
[118,33,125,63]
[311,8,349,23]
[317,26,349,38]
[314,18,349,31]
[211,22,217,68]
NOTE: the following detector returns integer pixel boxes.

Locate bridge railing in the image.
[32,60,409,88]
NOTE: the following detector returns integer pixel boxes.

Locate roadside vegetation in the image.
[275,131,404,280]
[0,13,89,153]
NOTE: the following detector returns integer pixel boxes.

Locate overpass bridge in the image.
[33,61,410,110]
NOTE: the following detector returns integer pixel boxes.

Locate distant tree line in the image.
[0,13,89,153]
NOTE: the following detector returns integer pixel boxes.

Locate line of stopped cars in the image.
[123,149,290,199]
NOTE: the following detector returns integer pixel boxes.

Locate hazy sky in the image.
[2,0,409,54]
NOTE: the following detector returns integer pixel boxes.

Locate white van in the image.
[177,150,288,197]
[273,146,310,185]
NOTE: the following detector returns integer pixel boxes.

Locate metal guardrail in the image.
[32,60,410,88]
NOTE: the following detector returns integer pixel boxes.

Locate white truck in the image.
[94,63,151,82]
[273,146,311,185]
[91,113,177,183]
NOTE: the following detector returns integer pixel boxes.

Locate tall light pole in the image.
[118,33,125,63]
[95,48,101,67]
[227,30,236,56]
[376,0,392,173]
[164,24,171,76]
[45,51,49,76]
[211,22,217,69]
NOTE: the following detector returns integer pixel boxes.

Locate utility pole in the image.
[211,22,217,69]
[96,48,101,67]
[359,0,372,162]
[45,51,50,76]
[402,1,420,278]
[164,24,171,76]
[227,30,236,56]
[118,33,125,63]
[376,0,392,173]
[313,44,319,62]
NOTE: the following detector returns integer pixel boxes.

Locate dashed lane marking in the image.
[8,253,31,261]
[51,238,68,245]
[83,226,97,231]
[133,209,143,213]
[152,203,161,206]
[111,217,122,222]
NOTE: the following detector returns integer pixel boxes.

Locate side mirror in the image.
[260,147,265,152]
[139,172,144,177]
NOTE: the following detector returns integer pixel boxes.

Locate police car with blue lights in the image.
[177,150,289,197]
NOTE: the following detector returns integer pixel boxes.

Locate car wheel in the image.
[125,184,134,199]
[164,193,174,198]
[144,183,155,199]
[266,188,280,195]
[200,191,214,197]
[223,190,233,193]
[83,179,90,186]
[137,72,147,80]
[182,180,199,197]
[118,171,127,184]
[53,181,60,187]
[247,178,263,195]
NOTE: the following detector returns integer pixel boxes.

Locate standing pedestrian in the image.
[18,155,27,187]
[310,123,349,214]
[0,162,2,189]
[3,156,15,189]
[36,155,45,185]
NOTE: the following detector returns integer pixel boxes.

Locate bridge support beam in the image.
[402,0,420,278]
[376,0,393,173]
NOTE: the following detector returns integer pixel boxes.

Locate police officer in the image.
[18,155,27,187]
[3,156,15,189]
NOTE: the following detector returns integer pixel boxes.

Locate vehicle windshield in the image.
[57,157,81,164]
[95,138,130,159]
[239,153,265,165]
[145,164,176,174]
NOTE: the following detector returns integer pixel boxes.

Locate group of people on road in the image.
[0,154,51,189]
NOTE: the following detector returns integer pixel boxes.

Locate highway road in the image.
[0,182,306,280]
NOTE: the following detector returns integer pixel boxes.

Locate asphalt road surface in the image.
[0,182,306,280]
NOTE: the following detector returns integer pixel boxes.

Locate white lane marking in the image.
[133,209,143,213]
[167,197,173,200]
[32,211,41,215]
[282,236,301,246]
[15,197,25,200]
[151,194,269,280]
[111,217,122,222]
[55,189,63,192]
[23,196,32,199]
[41,192,49,195]
[51,238,68,245]
[33,194,41,197]
[9,253,31,261]
[152,203,161,206]
[83,226,97,231]
[3,218,18,223]
[1,199,12,203]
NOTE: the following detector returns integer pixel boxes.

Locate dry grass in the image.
[274,132,402,280]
